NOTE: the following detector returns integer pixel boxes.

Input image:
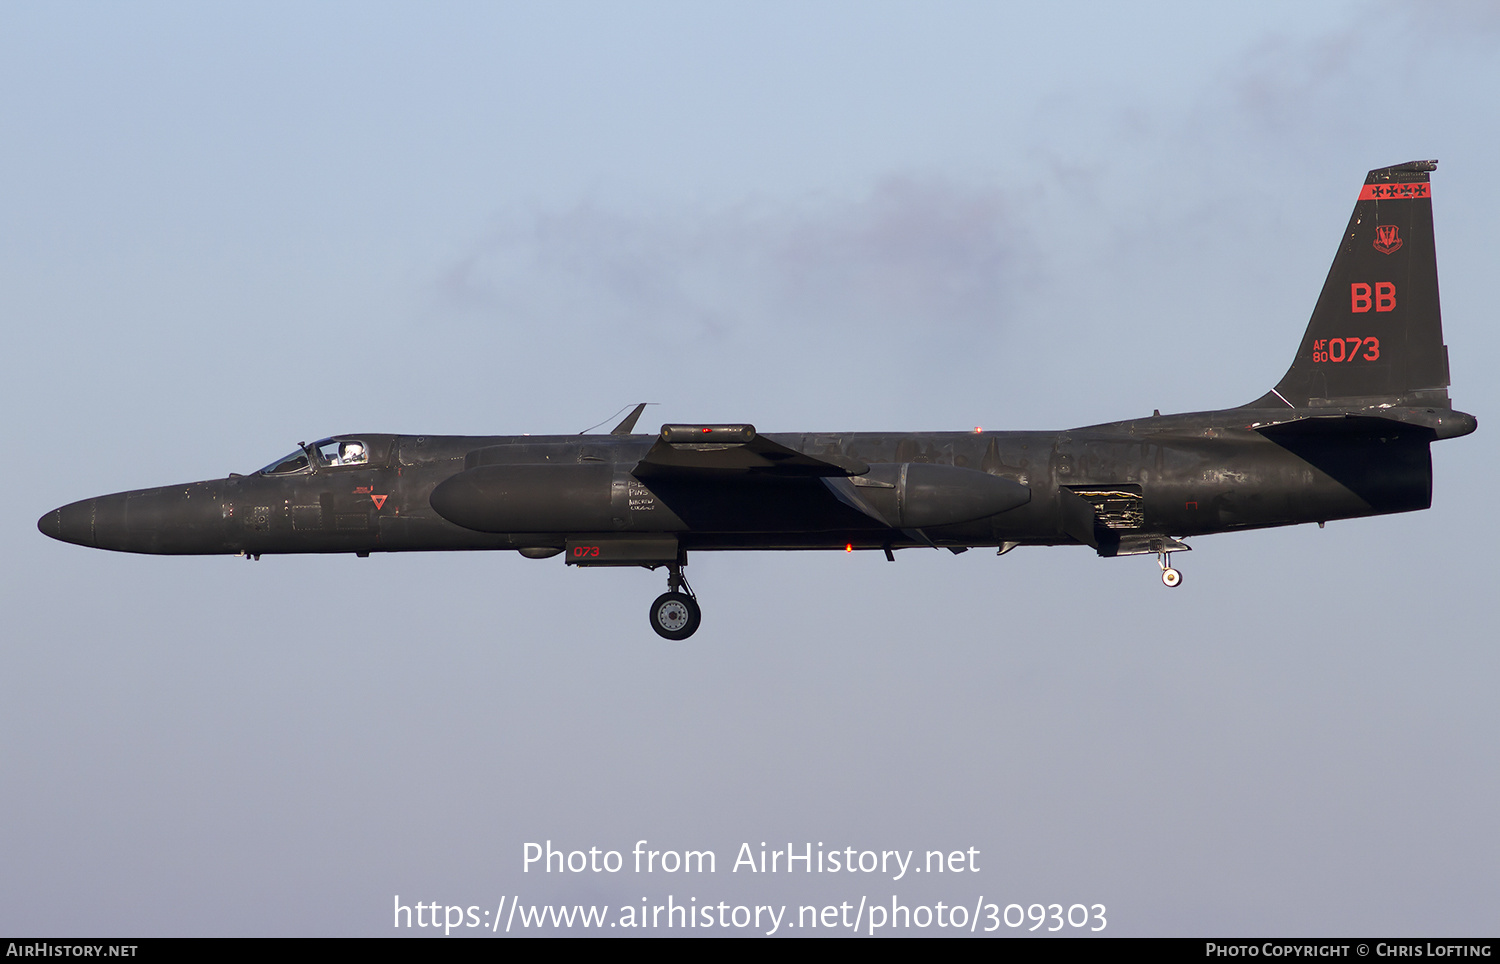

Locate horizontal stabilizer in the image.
[1247,409,1476,441]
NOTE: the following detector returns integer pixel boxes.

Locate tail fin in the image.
[1247,160,1452,410]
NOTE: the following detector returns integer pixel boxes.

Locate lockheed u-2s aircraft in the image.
[39,161,1477,639]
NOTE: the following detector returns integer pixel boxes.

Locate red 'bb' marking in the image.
[1375,282,1396,312]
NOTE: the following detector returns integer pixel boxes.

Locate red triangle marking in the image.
[371,494,387,510]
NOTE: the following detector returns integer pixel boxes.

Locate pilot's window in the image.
[260,450,310,475]
[315,438,369,467]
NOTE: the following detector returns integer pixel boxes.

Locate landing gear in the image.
[649,561,701,639]
[650,592,700,639]
[1158,550,1182,588]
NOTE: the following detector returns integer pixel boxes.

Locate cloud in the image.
[432,175,1041,358]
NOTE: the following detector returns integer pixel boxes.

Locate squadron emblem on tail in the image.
[1373,224,1403,255]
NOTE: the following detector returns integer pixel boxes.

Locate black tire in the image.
[650,592,701,640]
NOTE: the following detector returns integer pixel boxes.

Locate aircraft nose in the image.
[38,493,132,550]
[39,485,227,553]
[39,498,100,547]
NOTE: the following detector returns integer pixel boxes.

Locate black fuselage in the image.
[36,404,1458,560]
[32,161,1479,640]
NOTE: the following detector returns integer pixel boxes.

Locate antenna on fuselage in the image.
[579,402,653,435]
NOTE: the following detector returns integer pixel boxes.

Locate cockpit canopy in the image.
[258,437,370,475]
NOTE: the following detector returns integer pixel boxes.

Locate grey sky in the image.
[2,1,1496,936]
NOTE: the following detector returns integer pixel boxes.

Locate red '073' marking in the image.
[1312,337,1380,363]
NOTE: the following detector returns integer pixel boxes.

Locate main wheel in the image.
[650,592,702,640]
[1161,567,1182,588]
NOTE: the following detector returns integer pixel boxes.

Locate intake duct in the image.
[430,463,617,532]
[823,463,1030,529]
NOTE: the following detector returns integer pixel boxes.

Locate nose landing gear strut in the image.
[649,560,701,639]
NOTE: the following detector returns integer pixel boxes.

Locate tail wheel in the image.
[1161,567,1182,588]
[650,591,702,640]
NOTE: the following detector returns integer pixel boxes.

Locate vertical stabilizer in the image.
[1248,161,1451,410]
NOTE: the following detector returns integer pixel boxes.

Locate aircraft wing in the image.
[633,424,869,478]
